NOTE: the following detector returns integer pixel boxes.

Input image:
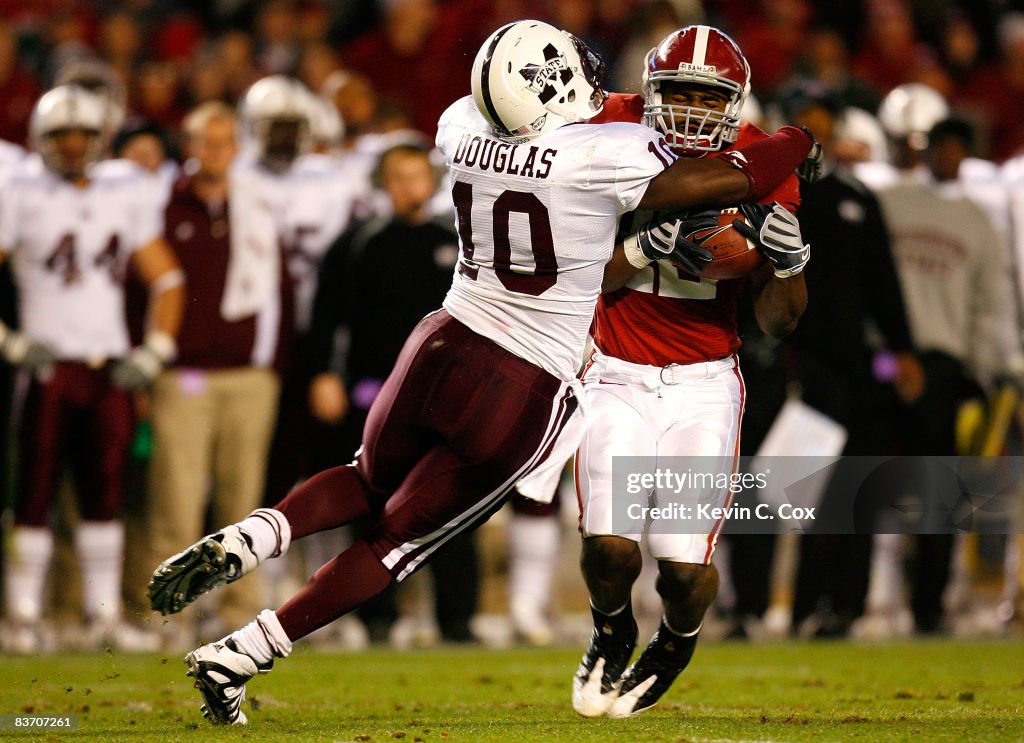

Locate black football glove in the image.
[629,209,718,275]
[732,202,810,278]
[796,127,824,183]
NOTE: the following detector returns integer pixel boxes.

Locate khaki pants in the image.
[141,366,279,630]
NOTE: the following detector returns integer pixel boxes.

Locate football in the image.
[681,207,766,280]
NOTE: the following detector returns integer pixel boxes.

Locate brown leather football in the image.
[682,207,766,280]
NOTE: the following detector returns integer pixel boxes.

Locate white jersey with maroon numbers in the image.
[234,154,366,332]
[0,166,163,361]
[435,95,677,382]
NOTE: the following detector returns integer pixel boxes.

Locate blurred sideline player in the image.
[572,26,810,717]
[859,117,1021,638]
[0,85,183,652]
[870,119,1017,635]
[308,141,478,645]
[233,77,366,619]
[854,96,1019,637]
[146,19,816,725]
[853,82,948,191]
[141,102,286,651]
[235,76,367,512]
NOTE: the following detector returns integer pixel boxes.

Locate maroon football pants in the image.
[275,310,575,639]
[16,361,134,527]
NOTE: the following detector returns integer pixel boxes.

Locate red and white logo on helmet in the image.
[642,25,751,153]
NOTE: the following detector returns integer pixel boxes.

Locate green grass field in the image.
[1,639,1023,741]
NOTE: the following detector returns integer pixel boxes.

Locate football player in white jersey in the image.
[853,83,949,191]
[237,75,365,332]
[0,85,184,653]
[233,77,370,525]
[145,20,815,725]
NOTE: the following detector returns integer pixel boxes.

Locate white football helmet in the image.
[54,58,127,137]
[837,107,890,163]
[877,83,948,150]
[239,75,316,170]
[308,95,344,152]
[29,85,109,176]
[471,20,606,141]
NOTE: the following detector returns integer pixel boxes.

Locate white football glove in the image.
[110,331,176,391]
[0,324,55,373]
[732,202,810,278]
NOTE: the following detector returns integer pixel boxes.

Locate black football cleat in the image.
[608,619,700,717]
[149,525,259,615]
[572,604,638,717]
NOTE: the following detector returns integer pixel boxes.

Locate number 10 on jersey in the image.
[451,181,558,296]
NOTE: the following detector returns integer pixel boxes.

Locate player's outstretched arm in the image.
[638,126,815,211]
[112,238,185,390]
[602,245,637,293]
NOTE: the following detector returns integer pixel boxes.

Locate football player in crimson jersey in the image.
[143,20,815,725]
[572,26,812,717]
[0,86,184,653]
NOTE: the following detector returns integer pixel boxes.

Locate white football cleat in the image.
[606,674,659,717]
[0,619,53,655]
[149,525,259,615]
[606,619,697,717]
[572,657,621,717]
[184,638,272,725]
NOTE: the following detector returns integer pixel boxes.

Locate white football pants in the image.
[575,351,745,564]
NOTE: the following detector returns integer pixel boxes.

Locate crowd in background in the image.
[0,0,1023,159]
[0,0,1023,653]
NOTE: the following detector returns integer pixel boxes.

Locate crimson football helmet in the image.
[642,26,751,153]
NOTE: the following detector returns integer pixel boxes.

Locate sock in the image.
[866,533,904,613]
[275,465,375,539]
[229,609,293,664]
[75,520,125,621]
[237,508,292,562]
[664,616,703,638]
[656,615,701,667]
[591,598,636,638]
[508,514,560,615]
[5,527,53,622]
[276,540,393,641]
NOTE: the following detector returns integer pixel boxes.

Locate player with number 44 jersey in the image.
[0,85,183,654]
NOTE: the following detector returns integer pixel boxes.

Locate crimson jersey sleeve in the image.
[726,123,801,211]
